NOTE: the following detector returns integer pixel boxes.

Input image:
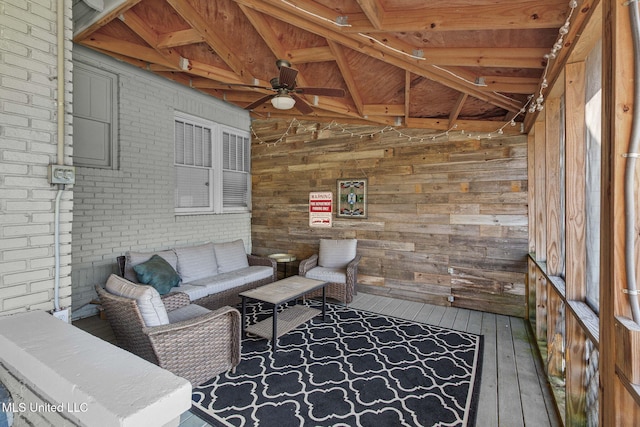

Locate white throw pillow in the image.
[105,274,169,327]
[124,249,178,283]
[214,239,249,273]
[318,239,357,269]
[175,242,218,283]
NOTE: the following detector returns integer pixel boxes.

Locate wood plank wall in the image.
[250,119,529,316]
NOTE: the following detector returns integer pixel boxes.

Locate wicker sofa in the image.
[117,240,276,310]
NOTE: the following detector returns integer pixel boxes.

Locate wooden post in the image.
[565,60,588,426]
[602,0,640,424]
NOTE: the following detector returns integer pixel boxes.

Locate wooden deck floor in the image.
[74,292,561,427]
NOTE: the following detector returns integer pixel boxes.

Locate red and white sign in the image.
[309,191,333,228]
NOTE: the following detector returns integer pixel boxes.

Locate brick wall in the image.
[0,1,73,316]
[70,46,252,317]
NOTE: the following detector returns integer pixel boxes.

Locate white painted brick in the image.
[4,269,50,286]
[3,126,52,142]
[1,76,52,97]
[0,237,28,249]
[0,284,28,299]
[0,87,29,103]
[4,100,52,119]
[2,247,50,261]
[3,291,50,310]
[4,52,52,75]
[3,224,51,237]
[4,177,50,189]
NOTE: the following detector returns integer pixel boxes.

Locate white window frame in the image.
[174,112,251,215]
[221,125,252,212]
[72,61,118,169]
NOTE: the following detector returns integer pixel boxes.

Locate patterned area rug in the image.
[192,301,483,427]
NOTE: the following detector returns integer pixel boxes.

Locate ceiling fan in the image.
[227,60,345,114]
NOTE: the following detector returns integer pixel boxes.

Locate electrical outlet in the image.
[48,164,75,185]
[447,295,455,303]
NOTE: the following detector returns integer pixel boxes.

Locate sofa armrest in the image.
[346,254,362,286]
[248,254,277,282]
[298,254,319,276]
[161,292,191,311]
[143,306,241,385]
[116,255,126,277]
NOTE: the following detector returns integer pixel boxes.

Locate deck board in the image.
[75,292,560,427]
[477,312,499,426]
[496,315,525,427]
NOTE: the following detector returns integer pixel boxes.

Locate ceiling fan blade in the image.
[220,83,271,90]
[291,93,314,115]
[279,66,298,89]
[296,87,346,97]
[244,94,275,110]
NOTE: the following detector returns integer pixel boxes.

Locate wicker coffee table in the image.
[240,275,327,351]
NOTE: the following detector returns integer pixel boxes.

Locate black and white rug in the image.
[192,301,483,427]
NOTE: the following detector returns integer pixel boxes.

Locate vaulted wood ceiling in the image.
[73,0,595,132]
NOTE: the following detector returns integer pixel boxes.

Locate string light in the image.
[530,0,578,113]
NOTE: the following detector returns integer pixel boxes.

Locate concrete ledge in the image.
[0,311,191,427]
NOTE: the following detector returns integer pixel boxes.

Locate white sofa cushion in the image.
[125,250,178,283]
[305,266,347,284]
[318,239,357,269]
[167,304,210,324]
[174,242,217,283]
[178,266,273,301]
[105,274,169,327]
[214,239,249,273]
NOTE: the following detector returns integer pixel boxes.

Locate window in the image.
[72,62,118,168]
[174,113,250,214]
[222,130,251,209]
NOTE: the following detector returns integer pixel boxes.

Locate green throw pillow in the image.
[133,255,181,295]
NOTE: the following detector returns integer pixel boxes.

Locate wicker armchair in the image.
[95,276,241,386]
[299,239,361,304]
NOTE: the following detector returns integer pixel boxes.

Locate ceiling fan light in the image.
[271,94,296,110]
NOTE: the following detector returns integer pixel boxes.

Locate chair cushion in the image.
[305,266,347,284]
[167,304,211,324]
[214,239,249,273]
[105,274,169,327]
[174,242,218,283]
[318,239,357,269]
[124,250,178,283]
[133,254,181,295]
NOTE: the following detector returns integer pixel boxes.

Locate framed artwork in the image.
[336,179,367,218]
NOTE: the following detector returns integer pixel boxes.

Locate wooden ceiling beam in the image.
[422,47,548,69]
[478,76,540,94]
[449,93,468,128]
[285,47,334,64]
[328,41,364,115]
[405,117,523,134]
[120,10,187,71]
[344,0,569,32]
[232,0,523,113]
[355,0,384,30]
[81,34,176,68]
[166,0,255,83]
[157,29,204,49]
[362,104,404,116]
[73,0,142,41]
